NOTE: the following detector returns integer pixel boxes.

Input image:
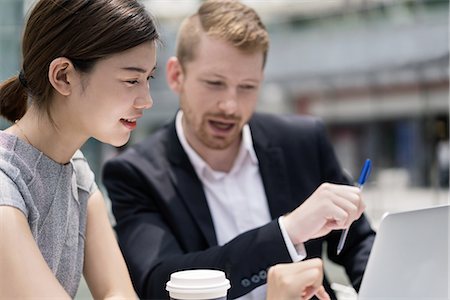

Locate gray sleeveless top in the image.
[0,131,98,297]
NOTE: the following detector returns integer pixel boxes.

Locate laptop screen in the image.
[358,204,449,299]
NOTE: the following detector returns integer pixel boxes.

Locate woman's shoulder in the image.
[0,130,39,181]
[0,132,33,186]
[0,159,29,218]
[0,132,40,222]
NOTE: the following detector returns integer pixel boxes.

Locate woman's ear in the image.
[166,57,184,94]
[48,57,76,96]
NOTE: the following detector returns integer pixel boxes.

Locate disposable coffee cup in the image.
[166,269,231,300]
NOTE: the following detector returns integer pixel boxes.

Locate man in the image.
[102,1,375,299]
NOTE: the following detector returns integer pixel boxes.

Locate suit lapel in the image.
[163,115,294,245]
[165,121,217,247]
[251,121,294,219]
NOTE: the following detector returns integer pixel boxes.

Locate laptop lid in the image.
[358,204,449,299]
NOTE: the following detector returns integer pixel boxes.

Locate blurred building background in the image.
[0,0,448,299]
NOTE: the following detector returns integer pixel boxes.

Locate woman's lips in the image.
[120,118,137,130]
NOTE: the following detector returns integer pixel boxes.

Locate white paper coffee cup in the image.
[166,269,231,300]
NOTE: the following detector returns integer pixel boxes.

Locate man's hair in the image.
[176,0,269,70]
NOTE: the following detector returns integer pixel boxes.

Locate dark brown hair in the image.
[0,0,159,123]
[176,0,269,70]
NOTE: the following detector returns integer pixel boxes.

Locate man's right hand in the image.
[283,183,365,245]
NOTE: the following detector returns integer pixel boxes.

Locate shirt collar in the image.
[176,110,208,178]
[175,110,259,179]
[242,121,258,165]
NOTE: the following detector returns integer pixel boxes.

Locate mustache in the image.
[207,113,241,121]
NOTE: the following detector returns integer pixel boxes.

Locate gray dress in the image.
[0,131,98,297]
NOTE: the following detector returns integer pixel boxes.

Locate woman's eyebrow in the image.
[121,65,157,73]
[121,66,147,73]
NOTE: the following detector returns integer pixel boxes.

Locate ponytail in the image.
[0,75,28,123]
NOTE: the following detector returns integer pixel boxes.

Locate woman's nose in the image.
[134,87,153,110]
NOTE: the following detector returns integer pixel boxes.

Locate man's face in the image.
[173,33,264,152]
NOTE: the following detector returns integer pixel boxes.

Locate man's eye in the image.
[206,81,223,86]
[126,80,139,85]
[240,85,256,90]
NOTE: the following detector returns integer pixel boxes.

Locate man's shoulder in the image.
[250,112,324,136]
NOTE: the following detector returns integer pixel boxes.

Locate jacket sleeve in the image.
[313,119,375,291]
[102,156,293,299]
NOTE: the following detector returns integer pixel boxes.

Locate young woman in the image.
[0,0,158,298]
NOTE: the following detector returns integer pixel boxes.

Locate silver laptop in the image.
[358,204,449,300]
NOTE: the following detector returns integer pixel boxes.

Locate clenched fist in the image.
[266,258,330,300]
[283,183,365,245]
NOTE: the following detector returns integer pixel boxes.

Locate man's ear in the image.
[48,57,77,96]
[166,57,184,94]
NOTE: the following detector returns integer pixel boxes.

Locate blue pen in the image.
[336,159,371,255]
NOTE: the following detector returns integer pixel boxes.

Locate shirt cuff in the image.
[278,216,307,262]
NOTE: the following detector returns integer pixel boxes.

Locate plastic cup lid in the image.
[166,269,231,300]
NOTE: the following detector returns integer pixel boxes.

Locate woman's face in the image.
[69,41,157,147]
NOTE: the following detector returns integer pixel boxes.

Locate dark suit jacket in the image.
[102,112,375,300]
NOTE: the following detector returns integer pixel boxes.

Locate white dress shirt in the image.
[176,111,305,300]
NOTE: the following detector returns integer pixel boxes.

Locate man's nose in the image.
[218,90,238,115]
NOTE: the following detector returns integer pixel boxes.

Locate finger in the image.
[271,259,322,278]
[322,183,360,195]
[324,204,348,228]
[302,286,316,299]
[303,285,330,300]
[331,194,358,215]
[332,187,361,207]
[324,184,361,211]
[319,183,361,213]
[343,194,366,227]
[357,199,366,217]
[295,265,323,288]
[330,195,360,227]
[314,286,331,300]
[267,260,326,300]
[269,262,304,278]
[301,258,323,270]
